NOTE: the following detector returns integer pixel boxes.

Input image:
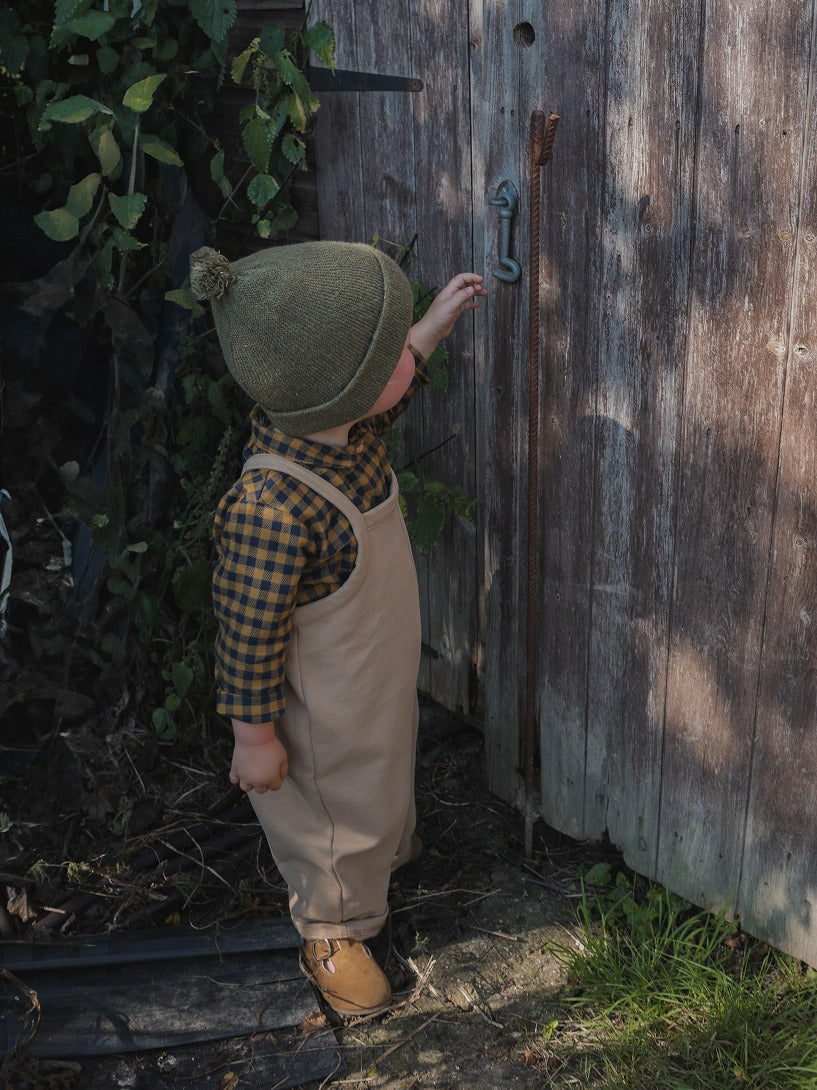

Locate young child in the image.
[190,241,486,1016]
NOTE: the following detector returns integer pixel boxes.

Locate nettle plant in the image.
[1,1,334,743]
[3,0,334,259]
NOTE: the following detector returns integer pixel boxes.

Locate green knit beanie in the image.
[189,241,414,435]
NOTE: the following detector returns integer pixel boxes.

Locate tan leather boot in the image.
[300,938,392,1016]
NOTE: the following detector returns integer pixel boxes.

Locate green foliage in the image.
[544,870,817,1089]
[230,22,331,236]
[1,1,333,745]
[4,0,334,257]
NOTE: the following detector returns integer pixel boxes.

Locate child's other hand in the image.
[230,719,288,793]
[410,273,487,359]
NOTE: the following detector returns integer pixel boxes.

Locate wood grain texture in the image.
[0,919,300,972]
[312,0,476,707]
[530,1,604,836]
[409,0,477,712]
[736,0,817,963]
[656,0,809,910]
[581,0,699,867]
[472,0,530,802]
[310,0,364,240]
[4,951,313,1057]
[311,0,817,967]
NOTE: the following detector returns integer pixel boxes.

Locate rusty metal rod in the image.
[524,111,559,861]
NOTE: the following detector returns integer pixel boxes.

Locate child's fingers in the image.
[445,272,486,298]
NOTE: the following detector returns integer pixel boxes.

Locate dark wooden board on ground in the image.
[1,920,342,1086]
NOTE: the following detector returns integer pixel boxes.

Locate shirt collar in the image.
[246,405,368,470]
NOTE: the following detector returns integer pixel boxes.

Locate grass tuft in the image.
[545,869,817,1088]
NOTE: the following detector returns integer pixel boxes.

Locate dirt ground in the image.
[0,402,603,1087]
[2,681,605,1089]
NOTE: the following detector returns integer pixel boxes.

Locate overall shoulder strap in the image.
[241,452,364,531]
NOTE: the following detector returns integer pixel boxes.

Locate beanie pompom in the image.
[190,246,235,301]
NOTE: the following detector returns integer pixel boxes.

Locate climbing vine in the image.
[0,1,335,744]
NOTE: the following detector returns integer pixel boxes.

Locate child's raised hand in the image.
[410,273,487,360]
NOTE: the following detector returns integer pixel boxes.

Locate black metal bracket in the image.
[306,66,423,93]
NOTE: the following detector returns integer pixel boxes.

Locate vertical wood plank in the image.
[656,0,808,910]
[473,0,529,802]
[409,0,477,713]
[310,0,363,240]
[737,1,817,963]
[580,1,700,865]
[533,1,604,836]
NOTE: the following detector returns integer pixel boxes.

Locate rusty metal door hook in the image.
[489,181,522,283]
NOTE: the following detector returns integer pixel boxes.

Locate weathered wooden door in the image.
[310,0,478,716]
[471,0,817,969]
[311,0,817,968]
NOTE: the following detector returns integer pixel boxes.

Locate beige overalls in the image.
[242,453,421,941]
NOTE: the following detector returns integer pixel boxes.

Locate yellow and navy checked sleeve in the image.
[213,490,309,723]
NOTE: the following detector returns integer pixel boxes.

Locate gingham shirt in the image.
[212,352,429,724]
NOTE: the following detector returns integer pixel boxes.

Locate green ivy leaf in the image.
[306,21,335,71]
[247,172,280,208]
[231,41,256,84]
[95,237,116,289]
[189,0,237,42]
[111,226,145,252]
[257,218,271,238]
[34,207,79,241]
[164,288,203,315]
[100,631,126,662]
[210,150,231,197]
[40,94,112,127]
[274,206,298,232]
[65,172,100,217]
[584,862,613,887]
[276,50,314,106]
[274,98,291,137]
[242,116,271,172]
[64,11,116,40]
[397,470,420,493]
[286,91,307,133]
[281,132,304,164]
[55,0,91,28]
[141,134,183,166]
[152,706,176,741]
[122,73,166,112]
[97,44,119,74]
[155,36,178,62]
[172,563,211,613]
[108,191,147,229]
[1,34,30,78]
[410,494,446,553]
[172,661,194,697]
[96,127,121,175]
[259,24,286,58]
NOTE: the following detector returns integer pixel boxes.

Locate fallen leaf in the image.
[221,1072,240,1090]
[301,1010,328,1035]
[6,886,36,923]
